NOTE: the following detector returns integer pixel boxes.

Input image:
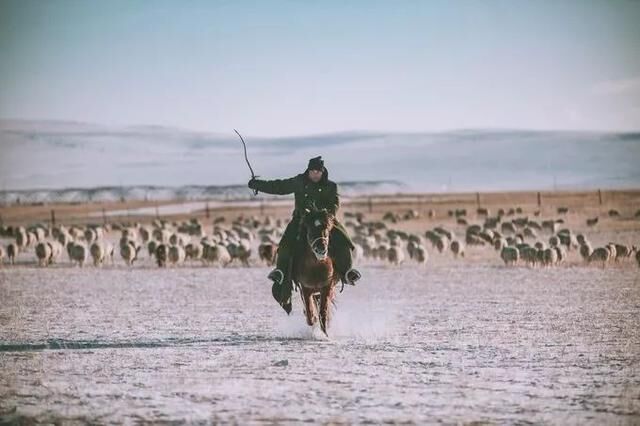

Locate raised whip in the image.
[234,129,258,195]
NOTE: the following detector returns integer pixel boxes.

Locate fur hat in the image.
[307,156,324,171]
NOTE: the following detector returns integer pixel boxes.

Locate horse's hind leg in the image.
[302,287,317,326]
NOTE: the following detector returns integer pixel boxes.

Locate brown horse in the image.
[291,206,339,336]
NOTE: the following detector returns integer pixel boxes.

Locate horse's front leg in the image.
[302,287,317,326]
[318,281,336,336]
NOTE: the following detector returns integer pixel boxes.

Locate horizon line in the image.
[1,117,640,139]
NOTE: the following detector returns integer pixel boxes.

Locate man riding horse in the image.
[248,156,362,314]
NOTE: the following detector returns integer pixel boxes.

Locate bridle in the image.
[309,236,329,260]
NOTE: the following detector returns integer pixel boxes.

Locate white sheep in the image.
[206,244,232,267]
[35,241,52,267]
[120,241,141,266]
[90,241,114,267]
[450,240,465,258]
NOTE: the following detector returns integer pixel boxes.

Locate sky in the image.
[1,0,639,137]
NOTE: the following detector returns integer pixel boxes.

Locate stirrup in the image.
[268,268,284,285]
[344,268,361,285]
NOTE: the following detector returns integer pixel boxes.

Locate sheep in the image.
[147,240,158,258]
[387,246,405,265]
[613,244,637,261]
[554,246,566,264]
[542,248,558,266]
[589,247,610,267]
[501,222,516,234]
[450,240,465,258]
[523,227,537,239]
[68,242,88,267]
[435,237,448,254]
[35,241,52,267]
[168,245,186,266]
[120,241,141,266]
[233,239,252,267]
[413,245,428,264]
[258,242,277,265]
[84,228,98,245]
[533,241,545,251]
[466,232,486,246]
[500,246,519,266]
[520,246,538,267]
[586,217,599,227]
[155,244,169,267]
[16,228,29,252]
[477,207,490,216]
[56,230,72,247]
[6,243,17,265]
[207,244,232,267]
[433,227,454,240]
[139,226,151,242]
[579,243,593,262]
[90,241,114,267]
[48,241,63,264]
[169,233,187,247]
[541,220,557,234]
[376,243,391,261]
[185,242,204,263]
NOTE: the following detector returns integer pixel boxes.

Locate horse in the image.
[291,205,340,336]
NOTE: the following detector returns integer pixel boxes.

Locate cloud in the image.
[591,75,640,96]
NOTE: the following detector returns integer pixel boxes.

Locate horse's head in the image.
[301,203,335,261]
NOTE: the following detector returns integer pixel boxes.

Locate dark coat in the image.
[250,167,354,249]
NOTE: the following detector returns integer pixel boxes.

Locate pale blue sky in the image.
[1,0,639,136]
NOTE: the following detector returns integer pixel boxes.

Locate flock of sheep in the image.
[346,206,640,269]
[0,216,281,268]
[0,205,638,270]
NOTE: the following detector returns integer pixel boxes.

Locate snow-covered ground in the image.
[1,262,638,423]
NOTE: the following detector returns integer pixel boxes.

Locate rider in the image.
[248,156,362,314]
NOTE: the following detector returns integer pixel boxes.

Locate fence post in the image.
[537,192,541,207]
[368,197,373,213]
[598,189,603,205]
[476,192,480,207]
[205,202,210,219]
[50,209,56,226]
